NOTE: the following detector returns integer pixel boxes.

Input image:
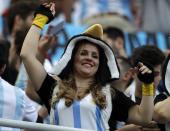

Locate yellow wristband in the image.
[32,14,49,29]
[142,83,154,96]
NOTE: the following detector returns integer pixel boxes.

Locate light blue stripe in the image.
[14,89,23,120]
[73,101,81,128]
[95,106,103,131]
[0,81,4,130]
[54,104,59,125]
[14,89,24,131]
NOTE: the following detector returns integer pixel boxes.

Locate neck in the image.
[74,75,94,89]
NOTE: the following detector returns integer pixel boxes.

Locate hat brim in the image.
[49,34,120,80]
[162,54,170,95]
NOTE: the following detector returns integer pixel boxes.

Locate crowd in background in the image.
[0,0,170,131]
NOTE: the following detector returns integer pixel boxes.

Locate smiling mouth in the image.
[82,63,93,68]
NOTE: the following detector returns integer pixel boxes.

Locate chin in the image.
[81,72,94,77]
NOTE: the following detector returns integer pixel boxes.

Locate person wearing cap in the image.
[21,3,155,131]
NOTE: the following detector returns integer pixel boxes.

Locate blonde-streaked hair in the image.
[51,74,107,109]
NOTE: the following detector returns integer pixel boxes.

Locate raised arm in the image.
[127,62,154,125]
[20,3,55,91]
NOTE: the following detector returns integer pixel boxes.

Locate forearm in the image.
[136,83,155,122]
[128,83,154,125]
[138,96,154,123]
[20,25,41,60]
[136,83,154,124]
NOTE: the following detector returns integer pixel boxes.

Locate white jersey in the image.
[51,85,112,131]
[0,77,38,131]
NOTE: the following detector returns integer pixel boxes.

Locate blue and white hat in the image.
[49,24,120,81]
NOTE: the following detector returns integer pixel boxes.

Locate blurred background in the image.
[0,0,170,85]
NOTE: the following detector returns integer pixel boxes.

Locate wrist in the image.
[32,14,49,29]
[142,83,154,96]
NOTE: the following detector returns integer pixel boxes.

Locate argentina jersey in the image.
[0,77,37,131]
[51,85,112,131]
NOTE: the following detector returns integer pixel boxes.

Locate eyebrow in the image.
[80,49,99,54]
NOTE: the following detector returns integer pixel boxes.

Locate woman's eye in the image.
[80,51,87,55]
[92,54,99,59]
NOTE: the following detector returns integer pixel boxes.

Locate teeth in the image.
[83,63,92,67]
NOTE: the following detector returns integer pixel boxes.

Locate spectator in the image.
[131,45,165,131]
[0,39,38,131]
[21,3,155,130]
[131,45,165,103]
[2,0,38,85]
[73,0,139,32]
[103,27,127,58]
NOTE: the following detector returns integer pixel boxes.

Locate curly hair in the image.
[131,45,165,67]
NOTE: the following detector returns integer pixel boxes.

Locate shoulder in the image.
[1,78,15,89]
[1,78,25,95]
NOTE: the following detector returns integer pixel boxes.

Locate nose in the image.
[85,53,93,60]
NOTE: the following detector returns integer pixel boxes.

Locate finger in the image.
[42,3,48,6]
[50,6,53,12]
[134,67,139,74]
[50,3,54,11]
[148,70,152,73]
[138,62,143,67]
[52,3,55,11]
[51,3,56,15]
[141,68,150,74]
[129,67,138,74]
[44,4,50,8]
[139,66,146,72]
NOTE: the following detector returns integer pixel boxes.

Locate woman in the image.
[21,3,154,131]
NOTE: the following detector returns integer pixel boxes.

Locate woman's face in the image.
[73,42,100,78]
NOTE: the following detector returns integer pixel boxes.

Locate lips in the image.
[82,62,93,67]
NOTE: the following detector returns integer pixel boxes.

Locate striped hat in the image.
[50,24,120,81]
